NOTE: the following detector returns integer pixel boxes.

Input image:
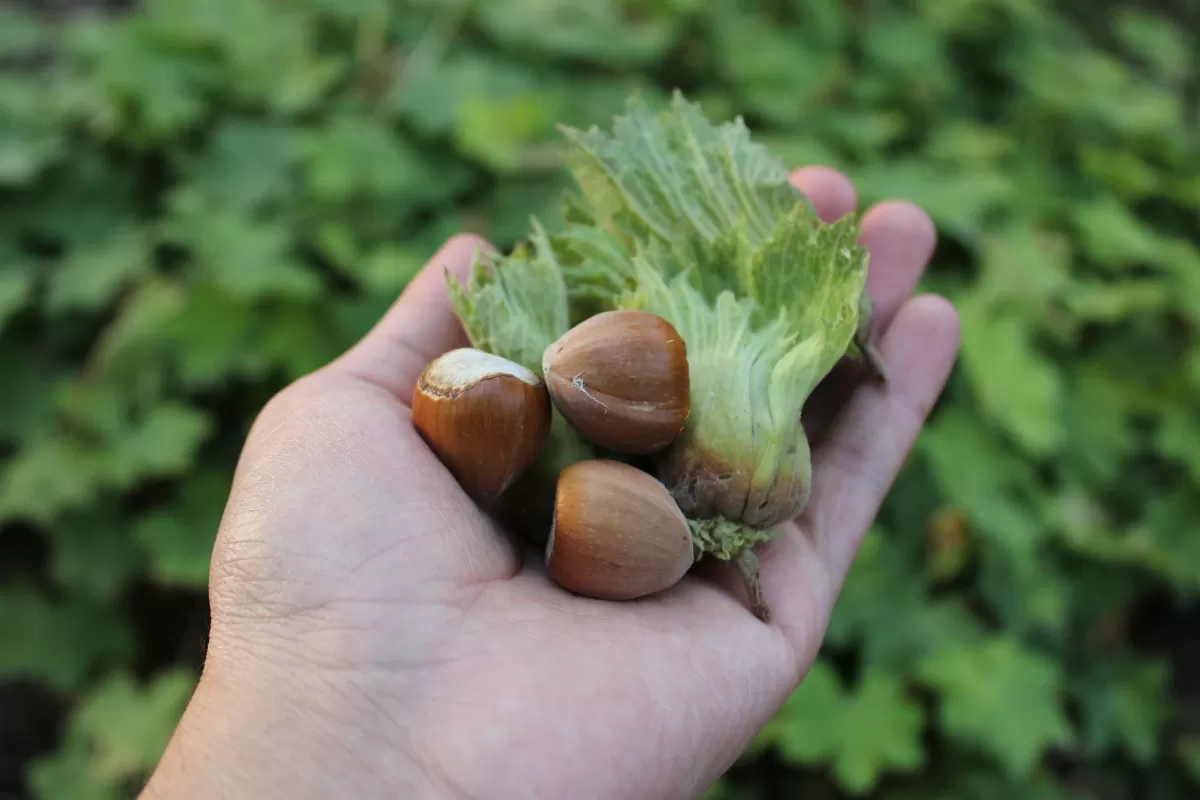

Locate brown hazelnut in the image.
[412,348,550,505]
[546,459,693,601]
[542,310,689,454]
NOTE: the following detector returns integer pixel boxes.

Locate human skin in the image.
[140,166,961,800]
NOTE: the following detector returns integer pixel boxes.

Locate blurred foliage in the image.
[1,0,1198,797]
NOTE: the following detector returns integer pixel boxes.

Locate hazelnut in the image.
[547,459,693,601]
[412,348,551,505]
[542,310,689,454]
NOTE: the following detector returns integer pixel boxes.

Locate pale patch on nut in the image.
[423,348,542,395]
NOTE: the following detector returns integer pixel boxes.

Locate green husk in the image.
[447,91,877,621]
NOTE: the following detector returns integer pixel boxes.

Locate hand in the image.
[142,166,960,800]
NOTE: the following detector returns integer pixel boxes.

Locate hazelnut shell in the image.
[547,459,693,601]
[542,310,690,455]
[412,348,551,505]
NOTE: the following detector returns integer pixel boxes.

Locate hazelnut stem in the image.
[853,290,889,383]
[686,517,776,622]
[735,548,770,623]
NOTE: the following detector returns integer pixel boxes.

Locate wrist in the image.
[140,659,437,799]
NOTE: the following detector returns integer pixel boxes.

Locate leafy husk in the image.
[447,91,876,619]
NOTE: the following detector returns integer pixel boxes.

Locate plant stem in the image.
[735,547,771,623]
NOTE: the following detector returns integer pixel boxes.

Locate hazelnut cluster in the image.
[413,310,696,605]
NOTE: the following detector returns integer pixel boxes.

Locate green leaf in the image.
[1055,487,1200,591]
[957,292,1064,456]
[0,347,61,441]
[554,90,867,386]
[926,121,1014,166]
[700,777,759,800]
[882,766,1085,800]
[47,225,153,312]
[977,546,1071,639]
[1114,9,1192,83]
[823,110,910,160]
[751,134,842,175]
[0,583,133,691]
[50,513,146,602]
[556,92,800,253]
[0,75,65,185]
[0,262,34,330]
[474,0,681,66]
[917,637,1074,775]
[482,179,573,248]
[63,17,218,144]
[68,667,197,783]
[1161,237,1200,325]
[356,244,429,295]
[830,671,927,793]
[0,6,47,58]
[1013,38,1186,144]
[848,160,1015,241]
[1064,279,1171,322]
[1156,405,1200,485]
[177,119,301,211]
[388,50,527,138]
[827,528,985,668]
[298,115,445,205]
[1179,735,1200,787]
[862,11,954,102]
[712,14,840,127]
[975,224,1072,309]
[454,91,554,173]
[135,469,231,587]
[1188,347,1200,394]
[448,221,570,374]
[160,189,321,300]
[158,283,264,387]
[103,403,213,482]
[0,436,108,524]
[919,408,1045,557]
[919,0,1050,31]
[255,300,362,381]
[28,736,125,800]
[1130,491,1200,590]
[0,400,211,523]
[755,658,843,762]
[159,282,352,388]
[14,150,138,246]
[1077,144,1161,200]
[756,660,926,794]
[141,0,345,113]
[1069,196,1172,272]
[88,277,187,377]
[1077,658,1171,763]
[1062,363,1145,486]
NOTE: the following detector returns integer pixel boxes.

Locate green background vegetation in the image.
[2,0,1199,797]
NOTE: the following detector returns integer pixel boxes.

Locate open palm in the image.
[145,166,960,800]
